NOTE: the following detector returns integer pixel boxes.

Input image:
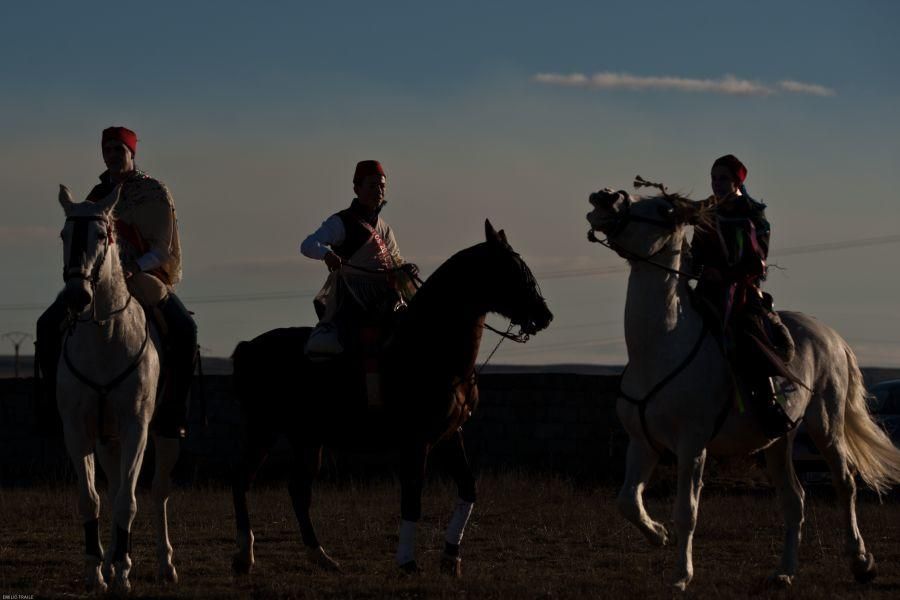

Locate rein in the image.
[343,261,425,288]
[63,317,150,442]
[619,322,708,455]
[588,231,698,280]
[64,214,134,325]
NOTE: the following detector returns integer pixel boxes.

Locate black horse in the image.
[230,221,553,576]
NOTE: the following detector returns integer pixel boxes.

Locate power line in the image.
[3,231,899,312]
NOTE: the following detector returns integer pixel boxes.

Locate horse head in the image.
[587,188,701,262]
[58,184,121,312]
[480,220,553,336]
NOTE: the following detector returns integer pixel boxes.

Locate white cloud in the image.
[534,72,835,97]
[778,79,836,97]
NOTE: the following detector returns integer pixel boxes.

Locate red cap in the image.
[353,160,385,184]
[102,126,138,156]
[712,154,747,183]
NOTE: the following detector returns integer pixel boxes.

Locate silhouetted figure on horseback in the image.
[35,126,198,439]
[690,154,798,437]
[300,160,417,404]
[231,220,552,577]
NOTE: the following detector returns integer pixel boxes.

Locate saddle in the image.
[691,289,803,388]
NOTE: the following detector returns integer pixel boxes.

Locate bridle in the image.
[587,192,699,280]
[62,214,133,325]
[63,215,112,284]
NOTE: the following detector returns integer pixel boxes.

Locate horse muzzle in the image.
[62,279,92,312]
[518,304,553,336]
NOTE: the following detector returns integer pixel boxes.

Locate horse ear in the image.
[58,184,75,214]
[498,229,508,244]
[485,219,502,243]
[96,184,122,215]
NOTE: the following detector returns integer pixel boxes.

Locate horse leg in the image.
[616,437,668,546]
[64,430,107,593]
[288,444,340,570]
[109,421,150,593]
[151,434,180,583]
[437,430,475,578]
[763,435,805,587]
[95,438,121,584]
[396,442,429,573]
[671,444,706,592]
[231,435,269,575]
[805,402,876,582]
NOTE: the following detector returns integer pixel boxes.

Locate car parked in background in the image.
[793,379,900,483]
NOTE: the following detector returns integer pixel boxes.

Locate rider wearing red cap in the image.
[691,154,797,437]
[36,126,198,438]
[300,160,416,360]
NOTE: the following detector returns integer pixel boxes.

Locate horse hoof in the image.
[398,560,421,575]
[112,577,131,594]
[101,561,115,583]
[851,552,877,583]
[231,552,253,575]
[84,576,107,595]
[306,546,341,572]
[440,554,462,578]
[647,524,669,547]
[672,571,692,592]
[766,573,793,589]
[158,564,178,584]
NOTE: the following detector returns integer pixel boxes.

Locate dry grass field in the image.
[1,473,899,599]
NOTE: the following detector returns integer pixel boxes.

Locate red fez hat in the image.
[102,126,138,156]
[353,160,386,184]
[712,154,747,183]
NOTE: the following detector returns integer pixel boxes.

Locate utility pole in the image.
[2,331,33,378]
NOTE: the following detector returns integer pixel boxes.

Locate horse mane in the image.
[403,242,489,318]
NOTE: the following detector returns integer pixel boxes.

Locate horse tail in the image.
[842,344,900,494]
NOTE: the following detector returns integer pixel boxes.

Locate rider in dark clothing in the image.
[690,154,797,437]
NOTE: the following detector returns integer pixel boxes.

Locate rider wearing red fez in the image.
[690,154,798,437]
[300,160,417,359]
[36,126,198,439]
[102,126,138,156]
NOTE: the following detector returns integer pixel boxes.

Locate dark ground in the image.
[1,473,899,599]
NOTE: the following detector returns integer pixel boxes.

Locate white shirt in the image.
[300,213,404,268]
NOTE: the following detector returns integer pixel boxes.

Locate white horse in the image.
[586,188,900,591]
[56,184,180,592]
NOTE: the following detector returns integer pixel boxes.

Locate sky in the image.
[1,1,899,366]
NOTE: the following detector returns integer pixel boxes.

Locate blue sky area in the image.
[1,1,899,364]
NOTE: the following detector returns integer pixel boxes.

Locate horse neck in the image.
[624,236,701,368]
[399,254,487,377]
[93,243,131,316]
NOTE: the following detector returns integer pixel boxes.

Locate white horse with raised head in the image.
[586,187,900,591]
[56,184,180,592]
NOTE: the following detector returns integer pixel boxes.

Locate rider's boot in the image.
[758,377,799,439]
[151,293,198,439]
[34,297,67,437]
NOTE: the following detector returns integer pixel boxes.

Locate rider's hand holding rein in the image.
[324,251,342,272]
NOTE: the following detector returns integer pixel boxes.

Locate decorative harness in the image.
[587,186,733,455]
[62,214,150,442]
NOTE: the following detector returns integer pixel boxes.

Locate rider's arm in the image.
[300,215,346,261]
[132,184,177,273]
